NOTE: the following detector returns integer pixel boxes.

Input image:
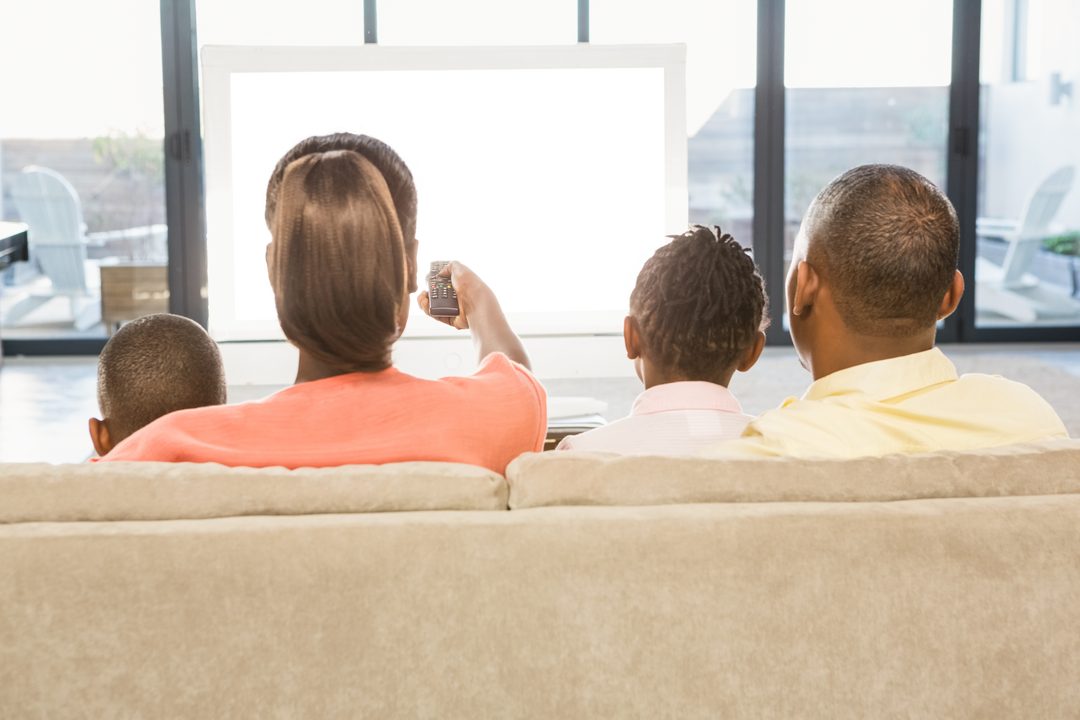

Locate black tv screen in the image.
[236,71,656,315]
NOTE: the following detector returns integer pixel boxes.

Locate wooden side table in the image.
[99,263,169,333]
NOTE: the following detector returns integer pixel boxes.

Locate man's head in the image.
[90,313,226,456]
[626,225,769,388]
[787,164,964,378]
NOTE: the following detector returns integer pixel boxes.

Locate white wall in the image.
[220,335,636,387]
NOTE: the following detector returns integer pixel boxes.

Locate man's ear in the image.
[791,261,822,317]
[88,418,114,457]
[937,270,964,320]
[624,315,643,360]
[737,330,766,373]
[405,239,419,295]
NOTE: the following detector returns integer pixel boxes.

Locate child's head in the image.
[89,313,226,456]
[626,225,770,388]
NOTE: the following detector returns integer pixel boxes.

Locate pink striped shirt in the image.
[556,381,753,456]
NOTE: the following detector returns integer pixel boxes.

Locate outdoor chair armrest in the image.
[976,217,1018,239]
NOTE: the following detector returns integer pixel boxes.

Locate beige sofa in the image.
[2,440,1080,719]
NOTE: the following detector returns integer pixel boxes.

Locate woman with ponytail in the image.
[103,134,545,473]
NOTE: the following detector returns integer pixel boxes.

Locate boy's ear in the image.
[88,418,114,458]
[624,315,643,360]
[737,330,767,373]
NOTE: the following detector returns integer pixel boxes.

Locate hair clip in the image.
[622,243,660,306]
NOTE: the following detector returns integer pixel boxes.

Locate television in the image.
[201,44,687,341]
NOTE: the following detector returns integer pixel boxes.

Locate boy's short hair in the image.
[630,225,769,380]
[97,313,227,442]
[806,164,959,337]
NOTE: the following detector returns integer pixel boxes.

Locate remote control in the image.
[425,261,460,317]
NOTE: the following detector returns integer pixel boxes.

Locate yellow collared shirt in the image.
[703,348,1069,459]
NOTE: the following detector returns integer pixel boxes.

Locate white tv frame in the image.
[202,44,687,342]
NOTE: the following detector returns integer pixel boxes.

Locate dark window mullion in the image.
[753,0,789,345]
[160,0,208,328]
[942,0,982,343]
[365,0,377,43]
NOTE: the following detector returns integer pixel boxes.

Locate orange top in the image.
[100,353,546,474]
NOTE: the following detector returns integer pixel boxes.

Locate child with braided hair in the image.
[557,225,769,455]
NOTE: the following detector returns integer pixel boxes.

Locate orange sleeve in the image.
[469,352,548,454]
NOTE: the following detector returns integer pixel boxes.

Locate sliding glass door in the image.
[972,0,1080,333]
[0,1,169,351]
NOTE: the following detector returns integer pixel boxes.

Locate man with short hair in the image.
[704,164,1067,458]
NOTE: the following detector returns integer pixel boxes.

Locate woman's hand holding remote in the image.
[417,261,531,371]
[418,261,469,330]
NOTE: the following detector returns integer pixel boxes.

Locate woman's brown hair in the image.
[269,150,406,372]
[265,132,419,292]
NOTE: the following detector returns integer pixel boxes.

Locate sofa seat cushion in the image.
[0,461,508,523]
[506,439,1080,509]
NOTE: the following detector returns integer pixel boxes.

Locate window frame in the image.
[8,0,1076,356]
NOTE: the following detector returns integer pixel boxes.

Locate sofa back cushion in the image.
[506,439,1080,509]
[0,461,508,523]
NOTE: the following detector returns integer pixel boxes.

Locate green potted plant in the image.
[1043,231,1080,297]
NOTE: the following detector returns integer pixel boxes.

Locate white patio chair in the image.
[975,165,1080,323]
[87,223,168,262]
[7,166,102,331]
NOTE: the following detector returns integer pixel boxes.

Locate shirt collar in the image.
[802,347,958,403]
[631,381,744,416]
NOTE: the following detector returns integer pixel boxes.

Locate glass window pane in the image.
[380,0,577,46]
[197,0,364,46]
[975,0,1080,329]
[0,1,167,340]
[783,0,954,328]
[592,0,757,248]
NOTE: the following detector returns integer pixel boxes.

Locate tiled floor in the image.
[0,356,100,463]
[2,343,1079,464]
